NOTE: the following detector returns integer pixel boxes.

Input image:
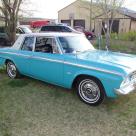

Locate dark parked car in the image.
[39,24,82,34]
[0,27,9,46]
[0,26,32,46]
[74,26,96,40]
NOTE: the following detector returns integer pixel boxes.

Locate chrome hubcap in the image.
[79,79,100,103]
[7,62,17,78]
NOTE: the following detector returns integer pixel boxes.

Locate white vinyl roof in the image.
[21,32,83,37]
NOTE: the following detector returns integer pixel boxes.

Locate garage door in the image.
[61,20,71,26]
[74,20,85,28]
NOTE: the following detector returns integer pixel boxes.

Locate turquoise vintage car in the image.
[0,33,136,106]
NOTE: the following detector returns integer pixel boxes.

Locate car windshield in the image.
[67,26,77,32]
[58,35,95,53]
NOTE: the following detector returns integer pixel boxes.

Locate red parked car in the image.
[30,20,50,28]
[74,26,96,40]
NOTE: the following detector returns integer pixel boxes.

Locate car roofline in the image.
[20,32,84,37]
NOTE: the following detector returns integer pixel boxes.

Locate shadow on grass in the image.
[7,79,29,88]
[1,72,136,114]
[0,67,6,74]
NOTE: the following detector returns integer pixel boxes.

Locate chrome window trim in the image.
[55,37,63,54]
[31,56,63,63]
[0,51,124,77]
[33,36,36,52]
[56,37,65,54]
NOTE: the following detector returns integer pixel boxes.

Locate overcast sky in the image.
[28,0,136,19]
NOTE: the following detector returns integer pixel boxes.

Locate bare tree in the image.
[0,0,23,43]
[95,0,125,49]
[19,0,36,17]
[89,0,93,31]
[77,0,102,31]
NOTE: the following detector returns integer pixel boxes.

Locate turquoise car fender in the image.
[0,57,5,66]
[63,66,123,98]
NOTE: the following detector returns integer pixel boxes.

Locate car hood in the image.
[77,50,136,75]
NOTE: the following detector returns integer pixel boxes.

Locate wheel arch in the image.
[5,59,14,65]
[72,74,106,96]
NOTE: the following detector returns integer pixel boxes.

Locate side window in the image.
[35,37,59,54]
[58,37,73,53]
[21,37,35,51]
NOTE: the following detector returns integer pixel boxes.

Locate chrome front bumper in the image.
[115,82,136,95]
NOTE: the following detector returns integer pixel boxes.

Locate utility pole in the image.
[90,0,93,31]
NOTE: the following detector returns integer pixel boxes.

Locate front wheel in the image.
[76,77,105,106]
[6,61,20,79]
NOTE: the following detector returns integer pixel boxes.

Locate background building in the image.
[58,0,136,34]
[0,1,5,26]
[0,16,5,26]
[19,17,55,26]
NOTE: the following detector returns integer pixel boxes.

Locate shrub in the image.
[110,33,118,40]
[119,31,136,41]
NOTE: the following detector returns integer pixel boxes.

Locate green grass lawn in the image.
[0,68,136,136]
[94,39,136,54]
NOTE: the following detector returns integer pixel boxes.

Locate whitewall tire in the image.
[76,77,105,106]
[6,61,20,79]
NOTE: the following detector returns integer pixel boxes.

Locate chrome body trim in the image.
[0,51,30,58]
[31,56,64,63]
[0,51,124,77]
[64,61,124,77]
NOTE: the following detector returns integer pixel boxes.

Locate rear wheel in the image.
[76,77,105,106]
[6,61,20,79]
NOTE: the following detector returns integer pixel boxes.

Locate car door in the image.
[29,36,64,86]
[15,36,35,75]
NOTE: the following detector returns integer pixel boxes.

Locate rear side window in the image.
[21,37,35,51]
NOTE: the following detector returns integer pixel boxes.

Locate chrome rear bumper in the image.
[115,82,136,95]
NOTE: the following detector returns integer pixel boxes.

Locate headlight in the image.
[120,72,136,88]
[120,76,130,88]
